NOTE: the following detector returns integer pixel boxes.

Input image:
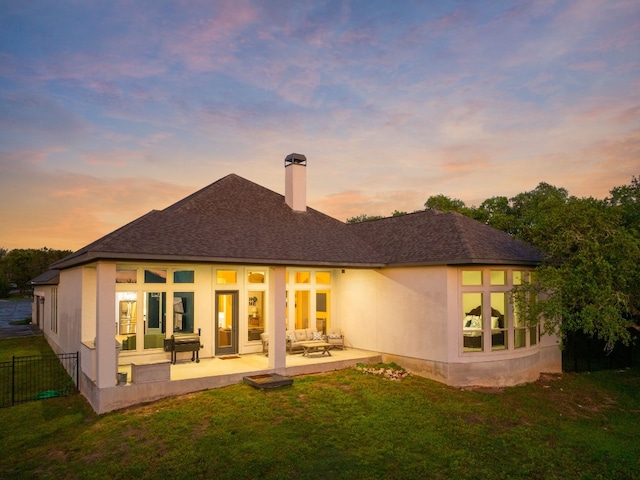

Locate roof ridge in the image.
[161,174,238,212]
[448,212,477,259]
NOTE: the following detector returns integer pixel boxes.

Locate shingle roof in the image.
[53,174,384,269]
[52,173,542,269]
[347,210,542,266]
[30,269,60,285]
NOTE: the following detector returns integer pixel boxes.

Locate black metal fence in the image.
[562,330,640,372]
[0,352,78,408]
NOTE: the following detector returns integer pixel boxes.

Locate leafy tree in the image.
[391,210,408,217]
[507,182,570,244]
[513,195,640,351]
[346,214,384,224]
[424,194,469,213]
[471,196,518,233]
[607,175,640,235]
[0,276,10,298]
[0,248,72,294]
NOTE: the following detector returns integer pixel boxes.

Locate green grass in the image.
[1,337,639,479]
[0,335,54,361]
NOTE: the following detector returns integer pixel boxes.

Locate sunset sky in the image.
[1,1,638,252]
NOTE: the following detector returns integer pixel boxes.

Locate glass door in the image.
[215,291,238,356]
[294,290,310,330]
[145,292,166,349]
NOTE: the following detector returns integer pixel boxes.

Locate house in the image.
[32,153,561,413]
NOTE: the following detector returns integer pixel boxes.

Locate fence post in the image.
[11,356,15,407]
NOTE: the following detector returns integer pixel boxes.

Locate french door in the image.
[215,291,238,356]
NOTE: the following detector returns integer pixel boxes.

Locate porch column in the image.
[267,266,286,372]
[95,262,117,388]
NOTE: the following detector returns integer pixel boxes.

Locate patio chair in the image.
[326,328,345,350]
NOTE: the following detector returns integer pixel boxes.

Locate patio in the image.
[116,347,382,389]
[79,346,385,413]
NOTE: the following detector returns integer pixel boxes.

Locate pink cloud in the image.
[164,1,259,72]
[0,147,63,166]
[0,166,193,250]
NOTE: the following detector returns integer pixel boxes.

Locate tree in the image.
[507,182,570,245]
[513,195,640,351]
[391,210,408,217]
[424,194,469,213]
[1,248,72,294]
[346,214,384,224]
[607,175,640,235]
[471,196,518,233]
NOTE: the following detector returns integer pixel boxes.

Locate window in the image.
[144,269,167,283]
[174,270,194,283]
[173,292,194,333]
[490,292,508,350]
[462,271,482,286]
[248,271,265,283]
[462,293,483,351]
[294,290,310,329]
[285,269,334,333]
[217,270,237,284]
[247,291,264,341]
[316,290,330,334]
[514,282,526,348]
[490,271,506,285]
[50,287,58,334]
[295,271,310,284]
[315,272,331,284]
[513,270,537,348]
[116,269,137,283]
[462,269,535,353]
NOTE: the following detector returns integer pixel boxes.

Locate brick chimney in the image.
[284,153,307,212]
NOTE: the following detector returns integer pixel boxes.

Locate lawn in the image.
[1,337,639,479]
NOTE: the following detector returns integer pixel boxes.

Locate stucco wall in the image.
[337,265,562,388]
[41,268,83,356]
[336,266,450,362]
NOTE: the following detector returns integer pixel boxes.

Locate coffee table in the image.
[300,341,332,357]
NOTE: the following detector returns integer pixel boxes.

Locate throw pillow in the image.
[311,331,323,341]
[464,315,481,329]
[286,333,295,341]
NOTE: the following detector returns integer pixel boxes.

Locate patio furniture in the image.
[287,328,325,353]
[325,328,346,350]
[300,341,332,357]
[260,330,328,355]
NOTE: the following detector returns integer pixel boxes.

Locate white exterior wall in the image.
[42,268,83,356]
[337,265,561,387]
[336,266,449,361]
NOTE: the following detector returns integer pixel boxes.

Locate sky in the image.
[1,0,638,252]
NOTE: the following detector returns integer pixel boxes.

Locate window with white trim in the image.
[50,287,58,334]
[462,269,536,353]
